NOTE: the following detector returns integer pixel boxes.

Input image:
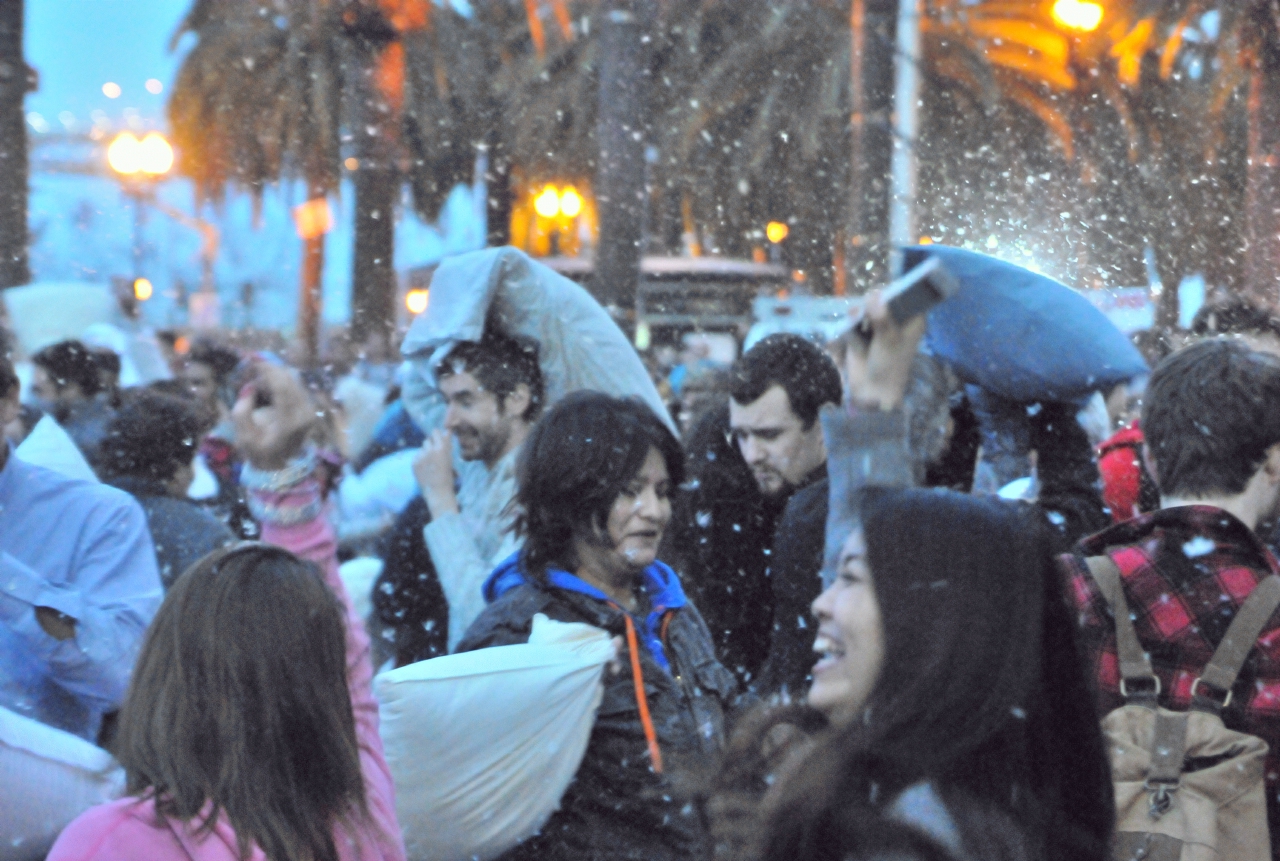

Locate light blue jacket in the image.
[0,445,162,739]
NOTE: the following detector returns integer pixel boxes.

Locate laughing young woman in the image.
[709,488,1114,861]
[457,391,738,861]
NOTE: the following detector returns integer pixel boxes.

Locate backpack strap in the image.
[1086,554,1160,702]
[1192,575,1280,713]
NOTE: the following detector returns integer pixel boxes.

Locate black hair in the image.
[101,390,203,482]
[90,346,121,378]
[1190,297,1280,341]
[1143,338,1280,498]
[724,489,1113,861]
[32,339,103,397]
[0,352,16,401]
[437,329,545,422]
[187,340,242,385]
[516,391,684,579]
[729,334,841,430]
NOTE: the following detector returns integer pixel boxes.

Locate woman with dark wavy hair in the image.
[709,488,1114,861]
[49,362,405,861]
[458,390,738,861]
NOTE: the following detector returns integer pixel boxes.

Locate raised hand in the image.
[843,290,928,412]
[232,361,319,470]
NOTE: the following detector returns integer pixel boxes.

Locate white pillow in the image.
[376,614,614,861]
[0,706,124,861]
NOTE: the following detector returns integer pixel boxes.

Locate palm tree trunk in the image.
[298,182,325,367]
[347,33,398,352]
[1245,26,1280,311]
[352,164,396,348]
[0,0,28,290]
[483,133,513,247]
[593,0,656,311]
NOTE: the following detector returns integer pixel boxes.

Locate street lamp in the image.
[405,288,429,315]
[108,131,174,287]
[1052,0,1103,33]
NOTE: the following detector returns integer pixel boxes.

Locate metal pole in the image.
[132,191,143,279]
[888,0,922,275]
[847,0,865,288]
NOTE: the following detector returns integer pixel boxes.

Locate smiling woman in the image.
[708,488,1114,861]
[456,391,738,861]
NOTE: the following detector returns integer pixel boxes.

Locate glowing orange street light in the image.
[405,289,429,315]
[1052,0,1103,33]
[108,131,174,176]
[107,133,142,174]
[133,277,153,301]
[293,198,334,241]
[559,186,583,218]
[535,185,561,218]
[766,221,789,243]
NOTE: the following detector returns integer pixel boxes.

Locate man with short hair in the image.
[665,334,842,685]
[0,353,161,740]
[380,330,544,655]
[31,339,116,471]
[100,388,235,589]
[1061,338,1280,849]
[727,334,841,500]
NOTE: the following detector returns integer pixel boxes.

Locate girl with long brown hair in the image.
[48,363,405,861]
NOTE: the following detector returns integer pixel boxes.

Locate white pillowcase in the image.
[376,614,614,861]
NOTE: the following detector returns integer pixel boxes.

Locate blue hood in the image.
[483,552,687,672]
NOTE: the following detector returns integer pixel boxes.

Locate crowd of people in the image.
[7,268,1280,861]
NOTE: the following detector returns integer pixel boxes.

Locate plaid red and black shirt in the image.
[1059,504,1280,853]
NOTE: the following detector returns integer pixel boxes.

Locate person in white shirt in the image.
[411,330,544,651]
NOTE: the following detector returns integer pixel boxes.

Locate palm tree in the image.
[0,0,30,291]
[169,0,344,363]
[400,0,724,305]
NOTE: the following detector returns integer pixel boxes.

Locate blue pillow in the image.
[902,245,1149,402]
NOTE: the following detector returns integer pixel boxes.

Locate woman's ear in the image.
[1142,442,1160,490]
[1264,442,1280,484]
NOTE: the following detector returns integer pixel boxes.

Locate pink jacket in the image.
[47,506,406,861]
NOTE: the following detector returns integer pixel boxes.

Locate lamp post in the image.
[107,131,173,285]
[1048,0,1103,291]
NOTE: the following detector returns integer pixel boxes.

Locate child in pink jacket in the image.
[48,363,405,861]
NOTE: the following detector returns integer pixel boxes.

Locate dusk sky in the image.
[26,0,189,132]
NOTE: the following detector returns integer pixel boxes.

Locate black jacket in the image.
[661,402,791,686]
[106,475,235,588]
[458,570,737,861]
[756,478,828,699]
[372,495,450,666]
[756,400,1109,697]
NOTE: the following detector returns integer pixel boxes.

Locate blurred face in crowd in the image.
[809,529,885,728]
[729,384,827,498]
[604,447,673,571]
[576,447,673,590]
[183,361,220,413]
[439,369,530,467]
[31,365,83,411]
[1,386,20,449]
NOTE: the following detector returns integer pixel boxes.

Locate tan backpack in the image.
[1087,556,1279,861]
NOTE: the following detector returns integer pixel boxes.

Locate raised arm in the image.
[235,362,406,861]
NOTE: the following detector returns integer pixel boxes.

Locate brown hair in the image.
[114,544,367,861]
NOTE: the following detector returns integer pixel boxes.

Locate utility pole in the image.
[593,0,656,313]
[888,0,922,276]
[1246,21,1280,312]
[846,0,897,291]
[0,0,29,290]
